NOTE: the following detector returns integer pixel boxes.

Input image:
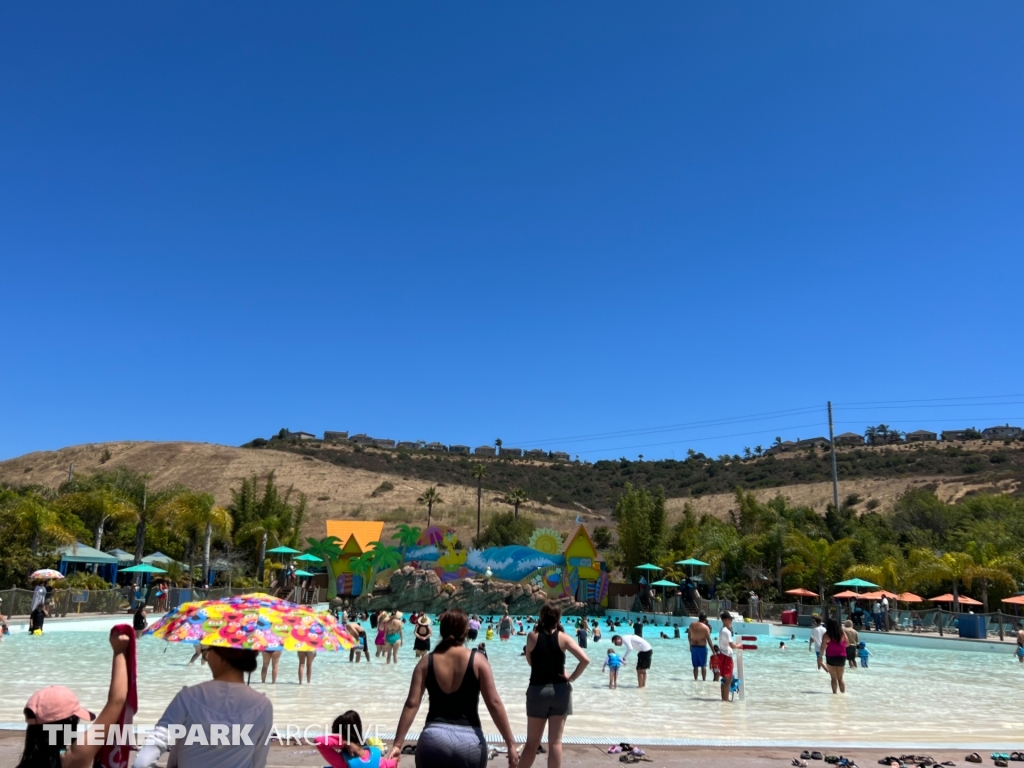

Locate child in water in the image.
[485,623,495,641]
[857,641,871,668]
[602,647,622,689]
[316,710,397,768]
[710,644,722,682]
[779,641,787,650]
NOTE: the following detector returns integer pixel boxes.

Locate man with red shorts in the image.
[718,611,741,702]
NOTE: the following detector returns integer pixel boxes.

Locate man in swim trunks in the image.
[718,611,741,702]
[686,613,712,680]
[611,632,653,688]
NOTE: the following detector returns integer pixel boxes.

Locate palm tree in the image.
[159,492,232,586]
[16,494,75,555]
[773,436,782,447]
[495,438,503,454]
[909,549,974,611]
[55,487,137,559]
[754,445,763,457]
[472,464,487,541]
[962,542,1022,612]
[236,510,287,585]
[304,536,343,599]
[503,488,528,520]
[845,553,912,594]
[390,524,422,557]
[786,532,853,605]
[417,486,444,529]
[865,426,878,444]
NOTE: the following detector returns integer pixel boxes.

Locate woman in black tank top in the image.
[390,609,519,768]
[519,602,590,768]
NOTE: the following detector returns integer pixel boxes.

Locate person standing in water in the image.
[414,615,433,658]
[717,612,741,702]
[843,620,859,669]
[1015,622,1024,663]
[576,618,589,649]
[610,632,653,689]
[809,615,826,671]
[499,610,513,642]
[822,618,848,694]
[686,614,711,681]
[261,649,282,683]
[385,611,404,664]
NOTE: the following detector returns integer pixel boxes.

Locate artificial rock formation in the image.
[353,566,587,616]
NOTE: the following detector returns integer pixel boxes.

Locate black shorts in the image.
[846,646,857,661]
[526,683,572,718]
[826,655,846,668]
[467,629,478,641]
[636,650,653,670]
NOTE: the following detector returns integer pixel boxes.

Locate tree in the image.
[773,436,782,447]
[15,494,75,555]
[743,447,752,460]
[754,445,763,457]
[845,553,912,595]
[474,511,535,548]
[54,486,136,557]
[786,532,853,604]
[962,542,1022,612]
[472,464,487,540]
[910,550,974,611]
[158,491,232,586]
[612,484,666,581]
[304,536,343,599]
[417,486,444,529]
[231,472,305,583]
[495,438,503,453]
[592,526,612,550]
[502,488,528,520]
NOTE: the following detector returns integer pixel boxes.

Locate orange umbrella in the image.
[929,593,982,606]
[785,588,819,598]
[860,589,899,600]
[1000,595,1024,606]
[833,590,861,599]
[897,592,923,603]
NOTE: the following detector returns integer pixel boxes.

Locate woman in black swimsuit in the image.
[414,615,433,658]
[390,609,518,768]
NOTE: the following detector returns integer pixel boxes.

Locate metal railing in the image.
[0,587,126,617]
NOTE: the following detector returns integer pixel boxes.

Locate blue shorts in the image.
[691,645,708,668]
[1016,647,1024,658]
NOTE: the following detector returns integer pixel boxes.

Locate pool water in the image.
[1,618,1021,747]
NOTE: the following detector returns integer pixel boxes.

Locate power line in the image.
[837,402,1024,411]
[836,394,1024,406]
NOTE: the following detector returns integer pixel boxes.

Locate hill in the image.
[3,439,1022,543]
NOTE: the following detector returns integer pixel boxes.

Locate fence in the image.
[0,587,126,617]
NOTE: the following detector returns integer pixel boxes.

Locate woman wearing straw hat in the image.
[414,614,433,658]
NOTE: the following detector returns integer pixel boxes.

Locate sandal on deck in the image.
[964,755,981,765]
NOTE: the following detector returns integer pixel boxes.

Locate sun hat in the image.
[394,611,404,620]
[25,687,93,724]
[418,615,431,626]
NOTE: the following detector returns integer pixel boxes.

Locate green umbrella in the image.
[294,553,322,562]
[834,578,879,589]
[267,546,300,555]
[635,563,663,571]
[650,579,678,587]
[674,558,709,567]
[293,569,315,578]
[120,563,167,574]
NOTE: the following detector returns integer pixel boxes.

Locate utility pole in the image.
[828,401,840,512]
[67,463,74,484]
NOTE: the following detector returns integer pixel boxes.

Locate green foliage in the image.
[591,526,612,550]
[473,511,535,548]
[612,483,667,581]
[371,481,395,497]
[62,571,112,590]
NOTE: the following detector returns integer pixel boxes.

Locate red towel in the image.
[98,624,138,768]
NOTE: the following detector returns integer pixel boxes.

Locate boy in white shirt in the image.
[718,611,741,701]
[809,615,826,671]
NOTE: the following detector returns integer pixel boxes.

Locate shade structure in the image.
[859,590,899,600]
[120,563,167,574]
[266,546,300,555]
[56,542,119,565]
[30,569,64,581]
[293,569,315,578]
[929,593,982,606]
[635,563,663,571]
[675,558,709,567]
[785,588,819,598]
[293,553,322,562]
[146,592,356,652]
[1001,595,1024,606]
[649,579,678,587]
[142,551,179,566]
[106,549,136,565]
[832,590,861,599]
[897,593,923,603]
[834,578,879,589]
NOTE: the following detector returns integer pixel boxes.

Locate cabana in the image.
[56,542,120,583]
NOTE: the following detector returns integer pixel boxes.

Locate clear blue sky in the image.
[2,3,1022,463]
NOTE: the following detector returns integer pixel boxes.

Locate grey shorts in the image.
[415,722,487,768]
[526,683,573,718]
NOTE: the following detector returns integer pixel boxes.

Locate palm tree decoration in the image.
[502,488,528,520]
[15,494,75,555]
[391,524,421,558]
[367,542,403,588]
[786,532,853,605]
[471,464,487,540]
[417,486,444,529]
[158,491,232,587]
[304,536,343,598]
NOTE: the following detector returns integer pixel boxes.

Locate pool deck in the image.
[0,731,993,768]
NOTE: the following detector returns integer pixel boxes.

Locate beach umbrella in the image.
[1000,595,1024,606]
[267,546,300,556]
[897,593,923,603]
[832,590,861,600]
[674,557,709,579]
[146,592,356,652]
[293,569,314,578]
[120,563,167,574]
[635,563,663,571]
[859,590,899,601]
[785,588,818,598]
[293,553,322,563]
[834,578,879,590]
[649,578,678,604]
[30,569,64,581]
[929,594,982,607]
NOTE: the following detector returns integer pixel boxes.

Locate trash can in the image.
[958,614,986,639]
[781,609,798,625]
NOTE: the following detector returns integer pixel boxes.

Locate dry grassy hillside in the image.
[0,441,580,542]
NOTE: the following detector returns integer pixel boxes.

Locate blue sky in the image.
[2,3,1022,462]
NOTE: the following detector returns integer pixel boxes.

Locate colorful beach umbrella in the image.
[146,592,356,652]
[120,563,167,574]
[30,569,64,581]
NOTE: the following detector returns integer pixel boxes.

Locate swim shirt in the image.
[719,626,734,658]
[616,634,652,660]
[810,625,826,652]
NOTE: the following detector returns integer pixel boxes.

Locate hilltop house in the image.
[371,438,396,449]
[348,434,374,446]
[324,520,386,597]
[474,445,497,457]
[794,437,829,449]
[500,447,523,458]
[449,445,471,456]
[941,430,972,441]
[982,424,1022,440]
[323,431,349,442]
[526,449,547,459]
[291,431,317,441]
[551,451,571,461]
[906,430,937,443]
[834,432,865,447]
[396,441,419,450]
[766,440,796,455]
[424,442,447,453]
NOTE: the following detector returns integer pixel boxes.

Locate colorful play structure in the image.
[319,521,610,607]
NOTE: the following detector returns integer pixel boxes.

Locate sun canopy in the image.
[635,563,663,571]
[675,558,709,567]
[56,542,119,565]
[897,593,923,603]
[834,578,879,589]
[929,594,982,606]
[142,552,180,567]
[785,588,819,598]
[293,569,315,578]
[832,590,861,599]
[294,553,322,562]
[267,546,300,555]
[106,549,136,565]
[649,579,678,587]
[859,590,899,600]
[1001,595,1024,606]
[121,563,167,574]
